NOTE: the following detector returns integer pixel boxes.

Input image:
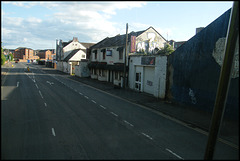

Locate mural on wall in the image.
[212,37,239,78]
[136,32,161,54]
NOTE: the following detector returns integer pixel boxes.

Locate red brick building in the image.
[13,47,39,62]
[37,49,54,61]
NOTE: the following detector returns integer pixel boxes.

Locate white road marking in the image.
[17,82,19,87]
[51,128,56,136]
[165,148,184,160]
[44,103,47,107]
[46,81,54,86]
[79,92,83,95]
[84,96,89,99]
[123,120,134,127]
[100,105,106,109]
[91,100,96,104]
[35,84,39,89]
[110,112,118,117]
[74,89,78,92]
[39,90,43,99]
[141,132,153,140]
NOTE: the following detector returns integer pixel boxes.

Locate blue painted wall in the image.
[167,8,239,120]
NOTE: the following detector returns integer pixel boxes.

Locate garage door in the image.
[143,67,155,95]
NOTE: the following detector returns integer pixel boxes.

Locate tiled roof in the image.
[80,42,95,49]
[62,40,72,48]
[62,40,95,49]
[90,30,145,49]
[63,49,82,62]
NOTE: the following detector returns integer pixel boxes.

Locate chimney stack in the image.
[73,37,78,42]
[196,27,204,34]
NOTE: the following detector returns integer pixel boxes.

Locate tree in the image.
[1,44,5,65]
[157,43,174,55]
[1,53,6,65]
[9,53,13,61]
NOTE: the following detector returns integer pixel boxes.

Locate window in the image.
[103,51,106,60]
[119,50,123,60]
[95,52,97,59]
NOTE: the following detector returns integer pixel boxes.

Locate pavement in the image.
[2,63,239,149]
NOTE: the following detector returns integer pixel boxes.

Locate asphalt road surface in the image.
[1,62,238,159]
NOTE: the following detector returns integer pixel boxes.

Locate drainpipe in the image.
[123,23,128,89]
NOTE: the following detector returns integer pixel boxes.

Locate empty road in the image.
[1,62,238,159]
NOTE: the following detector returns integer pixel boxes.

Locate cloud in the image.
[1,1,147,49]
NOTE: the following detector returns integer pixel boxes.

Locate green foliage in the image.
[1,44,6,65]
[1,53,6,65]
[157,43,174,55]
[9,53,13,61]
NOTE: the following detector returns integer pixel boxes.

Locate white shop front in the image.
[128,55,168,99]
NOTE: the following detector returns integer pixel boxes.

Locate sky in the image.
[1,1,233,50]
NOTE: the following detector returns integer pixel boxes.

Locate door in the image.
[135,72,142,91]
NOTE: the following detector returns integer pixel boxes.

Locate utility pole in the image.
[123,23,128,89]
[204,1,239,159]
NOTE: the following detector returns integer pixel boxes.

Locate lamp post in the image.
[123,23,128,89]
[204,1,239,159]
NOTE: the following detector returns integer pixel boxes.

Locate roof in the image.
[80,42,95,49]
[62,39,95,49]
[62,40,73,48]
[90,26,167,50]
[63,49,85,62]
[90,29,145,49]
[15,47,33,50]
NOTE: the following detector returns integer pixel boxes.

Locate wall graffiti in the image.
[136,32,160,53]
[189,88,197,104]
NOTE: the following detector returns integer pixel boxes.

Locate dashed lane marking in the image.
[141,132,153,140]
[165,148,184,160]
[110,112,118,117]
[91,100,96,104]
[100,105,106,109]
[124,120,134,127]
[39,90,43,99]
[52,128,56,136]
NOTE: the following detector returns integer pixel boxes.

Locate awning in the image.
[106,63,127,72]
[88,62,98,68]
[88,62,127,71]
[96,63,107,69]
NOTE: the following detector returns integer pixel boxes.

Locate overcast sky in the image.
[1,1,233,50]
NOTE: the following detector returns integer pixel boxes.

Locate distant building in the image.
[168,40,186,50]
[56,37,95,75]
[37,49,54,61]
[196,27,204,34]
[13,47,39,62]
[89,26,168,88]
